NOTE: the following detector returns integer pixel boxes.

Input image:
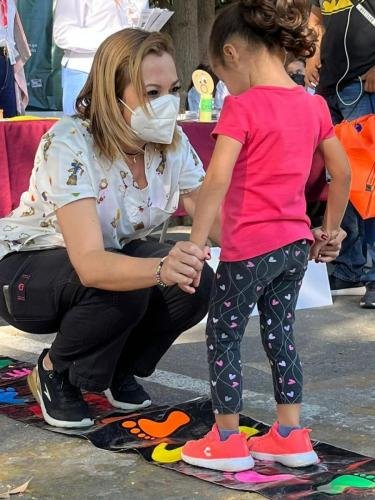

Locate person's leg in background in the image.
[0,49,17,117]
[328,202,367,293]
[61,66,88,115]
[324,81,375,307]
[361,218,375,307]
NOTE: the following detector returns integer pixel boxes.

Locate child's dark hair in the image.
[209,0,316,62]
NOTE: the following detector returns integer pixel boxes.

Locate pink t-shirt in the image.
[212,85,335,261]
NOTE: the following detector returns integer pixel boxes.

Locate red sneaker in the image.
[181,424,254,472]
[248,422,319,467]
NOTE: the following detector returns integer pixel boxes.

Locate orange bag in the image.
[335,114,375,220]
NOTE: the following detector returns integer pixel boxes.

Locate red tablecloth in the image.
[0,119,59,217]
[0,119,327,218]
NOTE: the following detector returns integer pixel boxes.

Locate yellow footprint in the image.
[151,443,183,463]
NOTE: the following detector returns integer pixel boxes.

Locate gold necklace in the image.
[124,151,144,164]
[123,143,146,164]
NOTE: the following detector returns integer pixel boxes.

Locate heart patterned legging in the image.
[206,240,310,415]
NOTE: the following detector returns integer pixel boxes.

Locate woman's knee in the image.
[0,249,74,333]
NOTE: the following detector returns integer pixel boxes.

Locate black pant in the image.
[0,240,213,391]
[0,51,17,118]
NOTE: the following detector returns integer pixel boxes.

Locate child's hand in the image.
[163,241,206,294]
[192,246,211,287]
[309,227,329,261]
[309,227,346,262]
[315,228,347,263]
[179,246,211,293]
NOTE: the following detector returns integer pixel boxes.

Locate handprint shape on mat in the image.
[0,359,13,369]
[0,387,27,404]
[2,368,31,380]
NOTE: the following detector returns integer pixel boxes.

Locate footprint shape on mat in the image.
[316,473,375,495]
[234,470,296,484]
[239,425,260,439]
[122,410,190,440]
[151,443,183,463]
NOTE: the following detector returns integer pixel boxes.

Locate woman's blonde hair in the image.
[76,28,177,162]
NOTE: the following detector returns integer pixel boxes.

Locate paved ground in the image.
[0,294,374,499]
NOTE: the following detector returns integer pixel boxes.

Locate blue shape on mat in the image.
[0,387,27,404]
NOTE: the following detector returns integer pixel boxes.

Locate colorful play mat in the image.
[1,356,374,498]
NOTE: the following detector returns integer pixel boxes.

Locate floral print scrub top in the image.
[0,117,205,260]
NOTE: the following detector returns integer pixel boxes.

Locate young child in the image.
[181,0,351,472]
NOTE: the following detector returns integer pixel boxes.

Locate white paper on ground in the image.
[201,247,332,322]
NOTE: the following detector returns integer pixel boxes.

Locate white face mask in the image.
[119,94,180,144]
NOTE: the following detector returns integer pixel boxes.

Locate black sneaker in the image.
[104,374,151,410]
[360,282,375,309]
[329,276,365,296]
[27,349,94,428]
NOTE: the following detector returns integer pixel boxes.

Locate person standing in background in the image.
[53,0,148,115]
[0,0,30,117]
[305,0,375,309]
[286,58,306,87]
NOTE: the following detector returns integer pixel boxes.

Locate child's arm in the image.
[189,135,242,249]
[320,136,351,235]
[310,136,351,260]
[181,189,221,246]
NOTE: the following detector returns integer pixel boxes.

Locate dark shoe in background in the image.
[329,276,365,296]
[360,282,375,309]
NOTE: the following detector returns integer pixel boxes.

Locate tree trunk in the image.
[165,0,199,109]
[198,0,216,64]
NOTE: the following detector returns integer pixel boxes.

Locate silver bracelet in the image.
[155,256,168,288]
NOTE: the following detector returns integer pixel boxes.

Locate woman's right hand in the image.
[159,241,207,294]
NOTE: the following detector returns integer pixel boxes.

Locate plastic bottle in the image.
[199,93,213,122]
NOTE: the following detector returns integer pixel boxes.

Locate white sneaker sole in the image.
[250,450,319,468]
[331,286,365,296]
[104,388,152,410]
[27,367,94,428]
[181,452,254,472]
[360,300,375,308]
